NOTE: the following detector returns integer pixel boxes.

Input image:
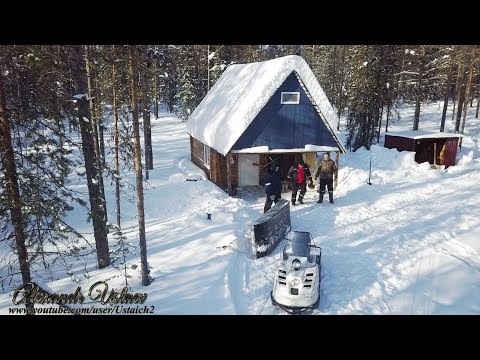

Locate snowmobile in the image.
[271,231,321,314]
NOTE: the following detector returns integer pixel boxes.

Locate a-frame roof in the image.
[186,55,344,156]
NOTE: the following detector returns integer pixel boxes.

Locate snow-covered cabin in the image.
[384,130,463,168]
[186,55,346,195]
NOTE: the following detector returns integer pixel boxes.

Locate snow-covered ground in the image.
[1,101,480,315]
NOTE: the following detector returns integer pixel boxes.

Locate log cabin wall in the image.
[190,136,211,179]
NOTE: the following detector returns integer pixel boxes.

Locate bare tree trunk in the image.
[85,45,107,223]
[476,83,480,118]
[395,45,407,100]
[459,46,476,147]
[451,49,465,122]
[85,46,101,164]
[111,45,121,228]
[475,76,480,119]
[94,62,108,223]
[95,66,105,164]
[70,45,110,269]
[377,106,383,143]
[385,104,391,134]
[0,71,34,311]
[336,45,346,131]
[413,46,425,130]
[331,45,337,106]
[440,47,455,132]
[139,55,149,181]
[207,45,211,91]
[455,54,468,132]
[153,46,159,119]
[51,45,66,186]
[128,46,151,286]
[143,48,153,171]
[385,61,393,133]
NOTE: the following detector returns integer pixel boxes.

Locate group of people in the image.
[263,152,338,213]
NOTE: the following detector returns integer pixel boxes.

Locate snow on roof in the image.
[231,145,341,154]
[186,55,340,156]
[232,146,270,153]
[304,144,340,152]
[385,130,464,139]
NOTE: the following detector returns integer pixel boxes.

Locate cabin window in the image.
[203,144,210,167]
[281,92,300,104]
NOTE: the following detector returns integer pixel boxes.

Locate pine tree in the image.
[207,45,227,91]
[336,45,347,130]
[69,45,110,269]
[440,46,455,132]
[0,67,33,309]
[345,46,390,150]
[111,45,122,228]
[128,45,151,286]
[0,46,103,288]
[176,46,197,121]
[413,46,426,131]
[459,46,477,146]
[155,45,178,113]
[140,46,153,174]
[85,46,107,222]
[454,47,469,132]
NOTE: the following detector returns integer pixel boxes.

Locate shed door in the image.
[238,154,259,186]
[443,138,459,168]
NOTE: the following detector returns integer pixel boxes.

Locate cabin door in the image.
[238,154,259,186]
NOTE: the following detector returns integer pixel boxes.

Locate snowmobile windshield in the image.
[290,232,311,258]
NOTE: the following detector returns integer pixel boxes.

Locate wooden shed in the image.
[384,130,463,168]
[186,55,346,195]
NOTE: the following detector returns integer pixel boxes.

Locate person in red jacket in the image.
[287,157,313,205]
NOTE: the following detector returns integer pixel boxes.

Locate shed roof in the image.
[385,130,463,139]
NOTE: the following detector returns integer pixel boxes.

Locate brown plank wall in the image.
[443,138,459,168]
[385,134,459,168]
[384,135,415,151]
[190,136,210,178]
[190,136,240,191]
[210,151,239,190]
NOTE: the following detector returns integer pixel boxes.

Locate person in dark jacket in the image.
[271,157,282,178]
[270,157,283,194]
[264,167,282,213]
[314,152,338,204]
[287,157,313,205]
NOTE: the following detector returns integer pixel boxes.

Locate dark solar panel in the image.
[291,232,311,257]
